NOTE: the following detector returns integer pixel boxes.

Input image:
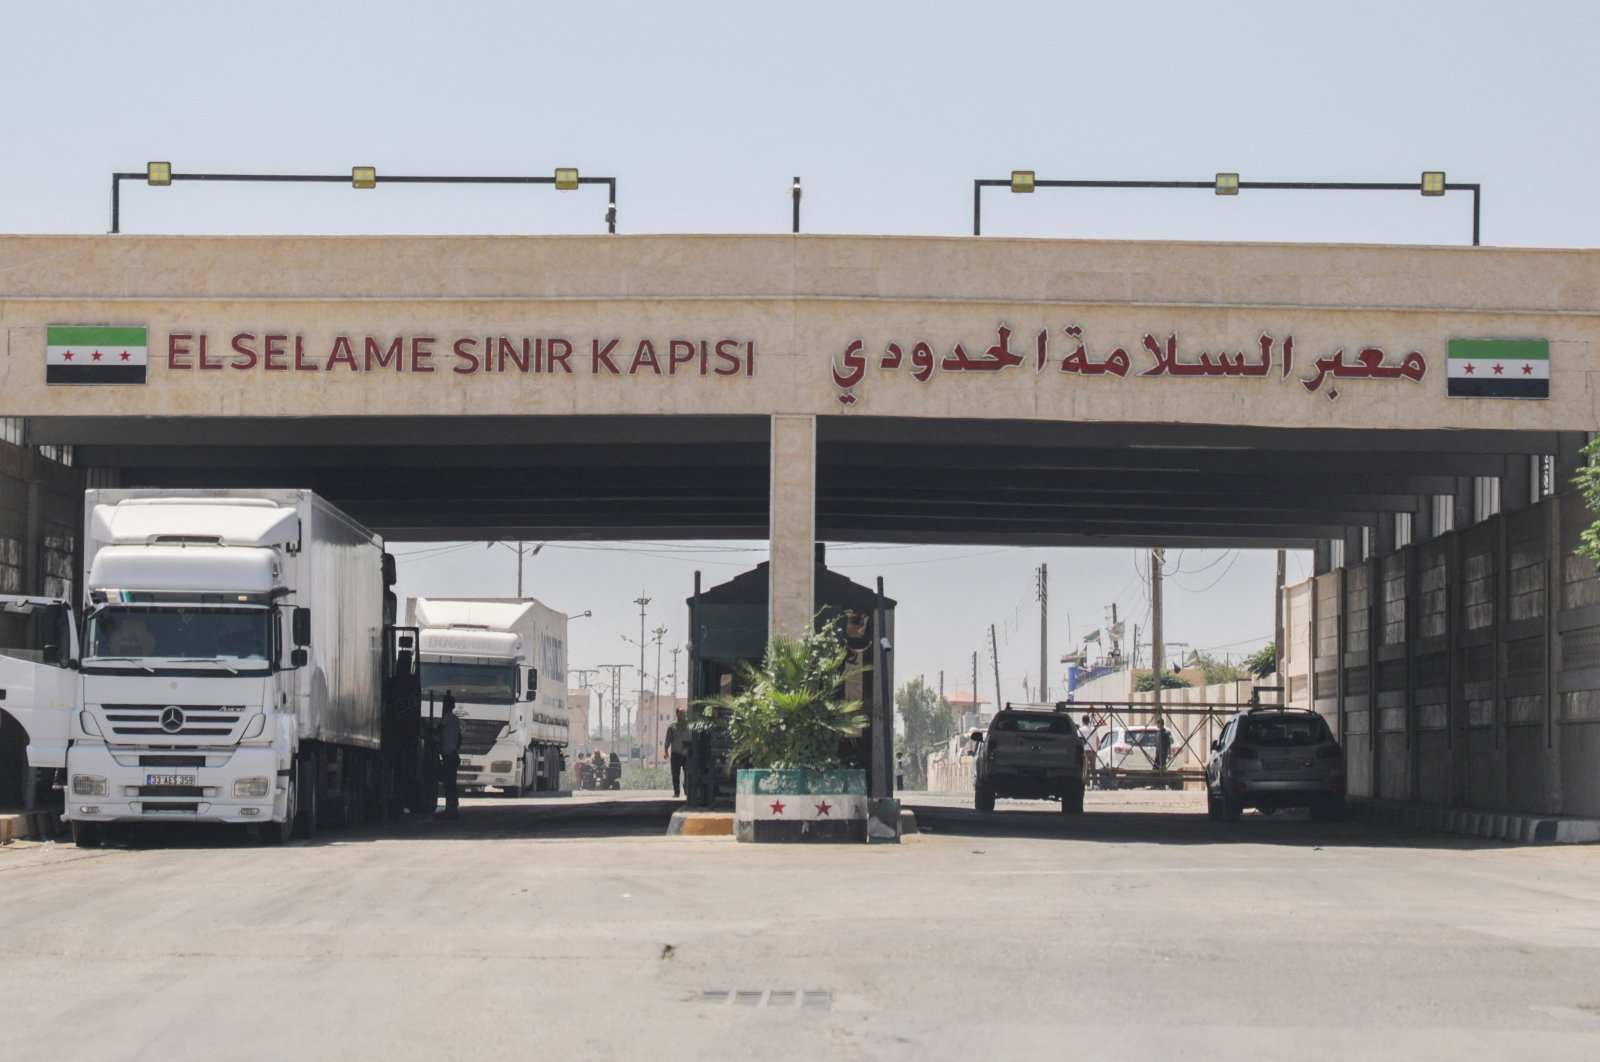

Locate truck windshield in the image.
[421,661,516,705]
[85,606,270,661]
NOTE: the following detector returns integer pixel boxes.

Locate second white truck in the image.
[407,597,569,795]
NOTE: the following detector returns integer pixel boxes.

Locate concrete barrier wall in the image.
[1286,487,1600,818]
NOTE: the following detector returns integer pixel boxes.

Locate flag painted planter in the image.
[734,769,868,843]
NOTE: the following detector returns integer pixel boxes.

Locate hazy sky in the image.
[4,1,1591,708]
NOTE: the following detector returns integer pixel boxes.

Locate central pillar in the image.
[768,414,816,642]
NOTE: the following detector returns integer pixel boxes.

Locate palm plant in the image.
[693,616,868,770]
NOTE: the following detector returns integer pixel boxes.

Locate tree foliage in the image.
[1576,438,1600,566]
[1134,670,1193,692]
[1244,643,1278,679]
[690,616,867,770]
[1185,650,1245,685]
[896,677,956,788]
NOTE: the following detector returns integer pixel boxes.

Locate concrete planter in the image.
[734,769,868,843]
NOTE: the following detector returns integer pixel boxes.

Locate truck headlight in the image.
[490,761,514,774]
[233,777,271,799]
[72,775,107,797]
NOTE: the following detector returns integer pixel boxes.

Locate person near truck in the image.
[1079,713,1100,785]
[438,691,462,819]
[1155,718,1173,772]
[666,707,691,798]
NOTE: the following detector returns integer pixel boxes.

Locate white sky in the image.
[4,0,1591,708]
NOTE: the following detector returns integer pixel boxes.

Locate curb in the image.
[0,811,60,843]
[1349,798,1600,845]
[667,810,734,837]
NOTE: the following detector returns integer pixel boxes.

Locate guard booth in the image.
[684,547,896,807]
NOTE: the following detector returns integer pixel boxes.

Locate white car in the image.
[1095,726,1182,773]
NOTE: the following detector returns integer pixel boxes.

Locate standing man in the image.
[1155,718,1173,773]
[438,690,462,819]
[1079,713,1100,786]
[666,707,691,799]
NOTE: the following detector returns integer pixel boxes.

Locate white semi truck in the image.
[407,597,568,795]
[58,489,429,846]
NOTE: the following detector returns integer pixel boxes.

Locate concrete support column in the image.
[1453,476,1475,531]
[768,414,816,642]
[1555,431,1588,488]
[1342,526,1364,568]
[1374,513,1397,557]
[1314,540,1336,575]
[1412,494,1435,544]
[1502,455,1533,513]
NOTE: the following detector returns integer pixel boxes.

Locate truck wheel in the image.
[261,816,292,845]
[1220,791,1243,824]
[975,784,996,813]
[70,821,102,848]
[1206,789,1222,821]
[1062,784,1085,815]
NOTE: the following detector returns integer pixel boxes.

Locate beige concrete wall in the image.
[1,234,1596,432]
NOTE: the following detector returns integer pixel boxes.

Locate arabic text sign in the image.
[829,323,1428,405]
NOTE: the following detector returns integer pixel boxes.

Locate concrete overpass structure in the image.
[1,232,1597,815]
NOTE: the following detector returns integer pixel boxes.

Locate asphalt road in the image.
[4,788,1600,1060]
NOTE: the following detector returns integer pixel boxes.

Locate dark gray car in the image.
[974,706,1086,814]
[1206,708,1345,822]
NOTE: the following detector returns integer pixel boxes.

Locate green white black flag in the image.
[1446,339,1548,399]
[46,326,148,385]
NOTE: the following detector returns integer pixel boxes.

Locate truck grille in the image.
[459,718,508,755]
[101,704,243,739]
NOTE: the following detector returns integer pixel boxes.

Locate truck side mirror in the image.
[290,647,308,668]
[42,643,62,665]
[525,667,538,701]
[292,607,311,647]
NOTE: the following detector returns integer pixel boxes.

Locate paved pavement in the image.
[5,788,1600,1060]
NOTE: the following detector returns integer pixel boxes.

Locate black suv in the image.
[973,704,1086,814]
[1205,708,1345,822]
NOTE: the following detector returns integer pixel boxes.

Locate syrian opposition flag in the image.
[1447,339,1548,399]
[46,326,148,385]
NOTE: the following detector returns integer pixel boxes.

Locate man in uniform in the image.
[438,691,462,819]
[665,706,691,799]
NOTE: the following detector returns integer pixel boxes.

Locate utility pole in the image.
[1037,563,1049,702]
[599,664,633,754]
[1111,602,1120,668]
[569,668,601,741]
[1274,549,1286,677]
[971,651,978,718]
[990,623,1002,712]
[1151,549,1165,725]
[652,624,667,766]
[669,646,682,702]
[632,593,650,757]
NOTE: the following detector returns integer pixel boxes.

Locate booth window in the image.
[41,525,75,599]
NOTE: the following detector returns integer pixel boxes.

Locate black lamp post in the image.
[113,163,619,234]
[973,170,1480,246]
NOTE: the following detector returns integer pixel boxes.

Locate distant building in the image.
[945,688,990,735]
[567,688,593,749]
[634,690,688,764]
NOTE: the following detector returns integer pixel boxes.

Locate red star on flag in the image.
[120,350,132,361]
[1492,363,1504,375]
[1521,364,1534,375]
[1463,363,1475,374]
[815,800,833,817]
[769,800,786,815]
[90,350,103,361]
[62,350,74,361]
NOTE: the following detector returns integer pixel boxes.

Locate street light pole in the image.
[652,625,667,766]
[632,594,650,760]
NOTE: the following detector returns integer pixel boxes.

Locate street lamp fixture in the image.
[974,169,1481,245]
[112,163,620,234]
[792,176,802,233]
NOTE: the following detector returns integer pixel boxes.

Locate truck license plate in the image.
[146,773,196,786]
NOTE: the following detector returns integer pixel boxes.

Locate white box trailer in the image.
[62,489,427,845]
[407,597,569,795]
